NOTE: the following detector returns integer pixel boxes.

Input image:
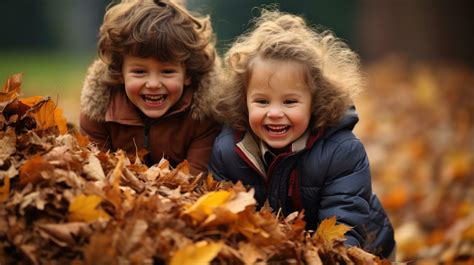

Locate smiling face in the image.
[246,58,312,150]
[122,55,191,118]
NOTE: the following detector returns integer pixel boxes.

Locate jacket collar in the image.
[235,130,311,176]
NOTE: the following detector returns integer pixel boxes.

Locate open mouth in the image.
[142,94,167,103]
[265,125,290,135]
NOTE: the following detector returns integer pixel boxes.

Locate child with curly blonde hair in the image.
[80,0,221,174]
[209,9,396,259]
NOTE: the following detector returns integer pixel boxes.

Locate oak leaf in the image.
[314,216,352,245]
[68,194,110,222]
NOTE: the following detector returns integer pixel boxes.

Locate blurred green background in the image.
[1,0,473,125]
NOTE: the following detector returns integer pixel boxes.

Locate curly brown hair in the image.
[97,0,216,88]
[212,8,363,132]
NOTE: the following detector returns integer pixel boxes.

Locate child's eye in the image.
[131,69,146,74]
[284,99,298,105]
[162,69,176,75]
[255,99,269,105]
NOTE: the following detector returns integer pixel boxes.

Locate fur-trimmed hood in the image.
[80,58,222,122]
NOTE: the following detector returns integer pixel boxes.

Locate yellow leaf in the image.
[69,194,110,222]
[183,190,233,222]
[314,216,352,244]
[170,241,222,265]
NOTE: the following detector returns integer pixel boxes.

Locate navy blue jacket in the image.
[209,108,395,258]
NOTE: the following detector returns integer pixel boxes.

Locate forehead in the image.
[123,55,184,67]
[248,58,308,92]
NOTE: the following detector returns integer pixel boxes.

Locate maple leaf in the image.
[314,216,352,245]
[169,241,222,265]
[68,194,110,222]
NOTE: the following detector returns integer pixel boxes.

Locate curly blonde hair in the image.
[213,9,363,131]
[97,0,216,88]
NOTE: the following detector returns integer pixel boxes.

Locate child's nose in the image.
[145,76,163,89]
[266,107,284,118]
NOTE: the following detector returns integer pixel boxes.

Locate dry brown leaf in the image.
[0,127,16,165]
[347,247,380,264]
[2,72,22,93]
[83,153,106,181]
[237,242,267,264]
[37,222,91,247]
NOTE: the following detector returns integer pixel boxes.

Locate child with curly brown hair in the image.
[80,0,222,175]
[209,9,396,259]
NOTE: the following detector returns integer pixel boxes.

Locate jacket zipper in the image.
[144,123,151,150]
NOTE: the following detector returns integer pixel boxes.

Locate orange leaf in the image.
[20,96,45,107]
[0,176,10,203]
[19,154,53,185]
[53,106,68,134]
[314,216,352,245]
[74,131,90,147]
[68,194,110,222]
[22,97,68,134]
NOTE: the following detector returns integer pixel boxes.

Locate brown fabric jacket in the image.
[80,59,222,175]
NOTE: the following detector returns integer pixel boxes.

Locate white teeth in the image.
[265,125,289,134]
[143,95,166,102]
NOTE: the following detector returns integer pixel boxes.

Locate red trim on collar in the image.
[306,128,325,148]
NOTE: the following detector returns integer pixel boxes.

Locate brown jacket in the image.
[80,59,222,175]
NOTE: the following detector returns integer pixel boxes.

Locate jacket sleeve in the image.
[185,120,221,175]
[208,127,235,181]
[318,137,372,247]
[79,112,111,151]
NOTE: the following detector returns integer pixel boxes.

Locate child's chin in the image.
[142,109,167,119]
[265,140,290,150]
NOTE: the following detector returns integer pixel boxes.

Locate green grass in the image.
[0,51,96,125]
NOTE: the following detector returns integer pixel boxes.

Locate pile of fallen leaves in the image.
[1,74,386,264]
[355,56,474,263]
